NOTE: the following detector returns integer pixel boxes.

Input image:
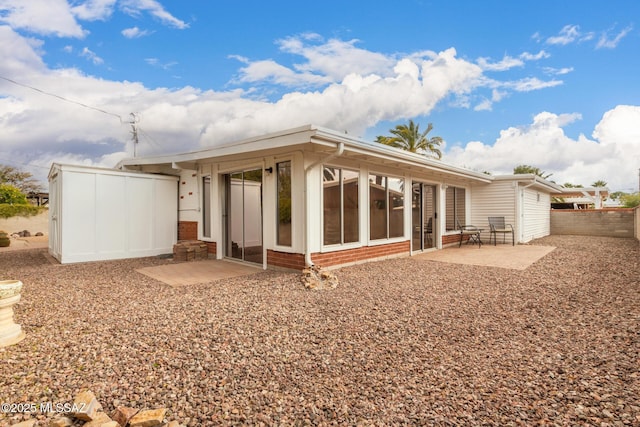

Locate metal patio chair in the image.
[488,216,514,245]
[456,218,482,248]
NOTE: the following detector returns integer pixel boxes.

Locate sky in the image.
[0,0,639,192]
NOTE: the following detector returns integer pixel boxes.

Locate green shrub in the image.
[620,192,640,208]
[0,204,44,219]
[0,183,28,204]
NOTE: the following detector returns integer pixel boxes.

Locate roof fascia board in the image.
[310,127,492,184]
[118,124,490,184]
[49,163,177,180]
[118,125,319,168]
[494,174,564,192]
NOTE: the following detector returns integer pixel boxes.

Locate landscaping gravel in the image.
[1,235,639,426]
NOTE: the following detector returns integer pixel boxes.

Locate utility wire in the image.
[137,126,162,149]
[0,75,124,123]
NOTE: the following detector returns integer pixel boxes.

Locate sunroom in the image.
[117,125,493,270]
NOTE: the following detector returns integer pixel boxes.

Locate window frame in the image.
[276,160,292,247]
[322,165,360,248]
[368,172,405,242]
[445,185,466,232]
[202,175,212,239]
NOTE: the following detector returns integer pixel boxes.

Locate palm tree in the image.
[513,164,553,180]
[591,180,607,187]
[376,120,443,159]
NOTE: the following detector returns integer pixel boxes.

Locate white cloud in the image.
[119,0,188,29]
[0,26,47,74]
[519,50,550,61]
[233,58,332,88]
[277,35,396,81]
[2,26,616,190]
[122,26,151,38]
[80,47,104,65]
[144,57,177,70]
[474,98,493,111]
[477,55,523,71]
[477,50,550,72]
[445,109,639,191]
[543,66,574,76]
[505,77,563,92]
[71,0,117,21]
[592,105,640,145]
[546,24,594,46]
[0,0,86,37]
[596,25,633,49]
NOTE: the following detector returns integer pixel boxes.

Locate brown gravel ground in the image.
[1,235,638,426]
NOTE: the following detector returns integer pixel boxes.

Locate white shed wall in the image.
[470,181,518,242]
[520,187,550,242]
[49,165,178,264]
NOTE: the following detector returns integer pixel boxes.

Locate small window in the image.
[277,161,292,246]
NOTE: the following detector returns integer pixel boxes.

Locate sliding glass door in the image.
[225,169,263,264]
[412,182,437,251]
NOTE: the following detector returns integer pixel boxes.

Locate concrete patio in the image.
[414,243,556,270]
[136,259,263,287]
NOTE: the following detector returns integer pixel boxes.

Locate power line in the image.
[0,75,124,123]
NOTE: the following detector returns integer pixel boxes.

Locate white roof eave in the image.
[117,124,492,184]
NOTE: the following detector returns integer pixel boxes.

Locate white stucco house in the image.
[49,125,563,268]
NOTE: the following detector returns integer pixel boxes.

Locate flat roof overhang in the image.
[117,124,493,185]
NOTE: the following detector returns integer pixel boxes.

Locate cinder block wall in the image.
[551,209,634,238]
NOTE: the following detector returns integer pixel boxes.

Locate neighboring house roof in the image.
[551,186,609,209]
[552,187,609,199]
[117,124,493,185]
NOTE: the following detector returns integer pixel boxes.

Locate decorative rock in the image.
[112,406,139,426]
[49,416,74,427]
[10,420,35,427]
[72,390,102,421]
[301,265,338,290]
[129,408,167,427]
[35,232,44,236]
[82,412,112,427]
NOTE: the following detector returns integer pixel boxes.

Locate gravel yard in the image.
[1,235,639,426]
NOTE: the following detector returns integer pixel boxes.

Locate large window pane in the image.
[369,174,387,240]
[202,176,211,238]
[323,167,341,245]
[369,174,404,240]
[277,161,292,246]
[342,169,359,243]
[445,186,466,230]
[388,177,404,238]
[323,167,359,245]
